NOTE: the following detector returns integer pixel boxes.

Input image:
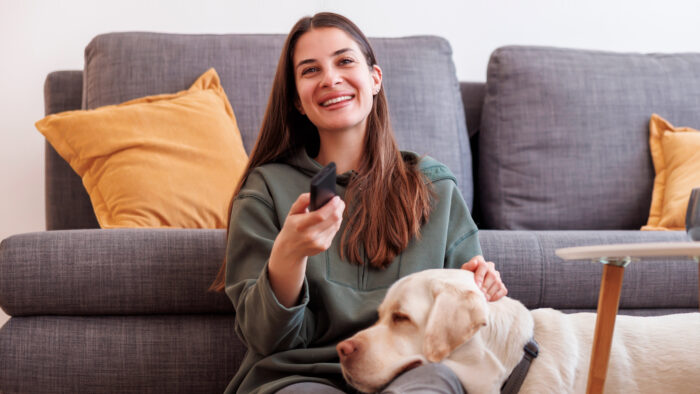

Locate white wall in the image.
[1,0,699,327]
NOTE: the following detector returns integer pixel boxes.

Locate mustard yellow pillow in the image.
[36,68,248,229]
[642,114,700,230]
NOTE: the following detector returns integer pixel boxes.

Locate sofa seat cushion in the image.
[478,229,697,311]
[479,46,700,230]
[0,229,232,316]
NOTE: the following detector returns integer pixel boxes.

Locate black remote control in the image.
[309,162,337,211]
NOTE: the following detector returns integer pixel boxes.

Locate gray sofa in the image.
[1,33,698,393]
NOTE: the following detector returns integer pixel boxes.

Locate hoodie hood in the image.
[283,148,454,187]
[284,148,357,186]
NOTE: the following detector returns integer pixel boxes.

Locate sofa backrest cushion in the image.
[67,33,471,217]
[479,45,700,230]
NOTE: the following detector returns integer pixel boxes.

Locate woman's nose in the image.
[320,67,342,87]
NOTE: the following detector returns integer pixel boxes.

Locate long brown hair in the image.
[210,12,433,292]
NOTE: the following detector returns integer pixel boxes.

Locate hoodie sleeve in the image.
[224,171,315,356]
[443,182,483,269]
[417,154,483,269]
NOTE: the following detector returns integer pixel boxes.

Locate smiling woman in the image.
[209,11,506,394]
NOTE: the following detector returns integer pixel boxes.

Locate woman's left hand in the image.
[461,255,508,302]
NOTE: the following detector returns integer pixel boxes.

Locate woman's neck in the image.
[315,128,365,174]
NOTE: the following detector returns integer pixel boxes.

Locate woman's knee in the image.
[381,363,464,394]
[276,382,347,394]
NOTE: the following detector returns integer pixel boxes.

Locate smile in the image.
[321,95,353,107]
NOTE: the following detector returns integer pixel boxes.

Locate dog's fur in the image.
[337,269,700,393]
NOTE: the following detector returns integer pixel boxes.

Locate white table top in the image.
[556,242,700,260]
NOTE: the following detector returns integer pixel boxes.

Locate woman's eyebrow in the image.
[295,48,354,70]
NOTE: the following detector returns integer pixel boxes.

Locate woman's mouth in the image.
[321,95,353,107]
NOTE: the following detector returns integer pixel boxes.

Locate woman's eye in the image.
[301,67,318,76]
[392,313,410,324]
[339,58,354,65]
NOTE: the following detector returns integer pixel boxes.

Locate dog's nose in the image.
[336,339,358,360]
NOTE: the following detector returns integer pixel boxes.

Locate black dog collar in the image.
[500,339,539,394]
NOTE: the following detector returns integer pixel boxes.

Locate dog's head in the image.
[337,269,488,393]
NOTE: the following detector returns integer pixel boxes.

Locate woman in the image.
[211,12,507,394]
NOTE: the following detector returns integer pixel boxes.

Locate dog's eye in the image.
[392,313,411,324]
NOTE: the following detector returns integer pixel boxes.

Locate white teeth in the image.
[322,96,352,106]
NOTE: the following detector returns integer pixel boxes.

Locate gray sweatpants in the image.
[276,363,465,394]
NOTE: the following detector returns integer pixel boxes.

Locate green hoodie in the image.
[223,149,481,394]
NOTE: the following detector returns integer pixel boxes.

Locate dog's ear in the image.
[423,284,487,363]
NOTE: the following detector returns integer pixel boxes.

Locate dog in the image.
[337,268,700,393]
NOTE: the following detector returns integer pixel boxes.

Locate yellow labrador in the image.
[337,268,700,393]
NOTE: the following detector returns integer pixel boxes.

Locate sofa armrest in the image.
[479,230,698,312]
[0,228,233,316]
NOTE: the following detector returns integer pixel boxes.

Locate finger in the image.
[461,255,485,271]
[311,205,344,238]
[318,195,343,214]
[327,196,346,219]
[315,196,344,224]
[489,287,508,302]
[289,193,311,215]
[481,272,496,294]
[472,255,486,264]
[306,215,345,255]
[473,262,489,288]
[482,262,501,291]
[486,267,506,301]
[461,260,477,271]
[298,196,343,233]
[485,278,502,300]
[318,220,343,245]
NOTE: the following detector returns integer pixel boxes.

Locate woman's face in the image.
[292,27,382,137]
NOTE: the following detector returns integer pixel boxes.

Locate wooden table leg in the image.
[586,263,626,394]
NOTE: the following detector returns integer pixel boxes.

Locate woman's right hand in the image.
[275,193,345,261]
[268,193,345,307]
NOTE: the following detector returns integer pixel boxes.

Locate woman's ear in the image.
[371,65,382,95]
